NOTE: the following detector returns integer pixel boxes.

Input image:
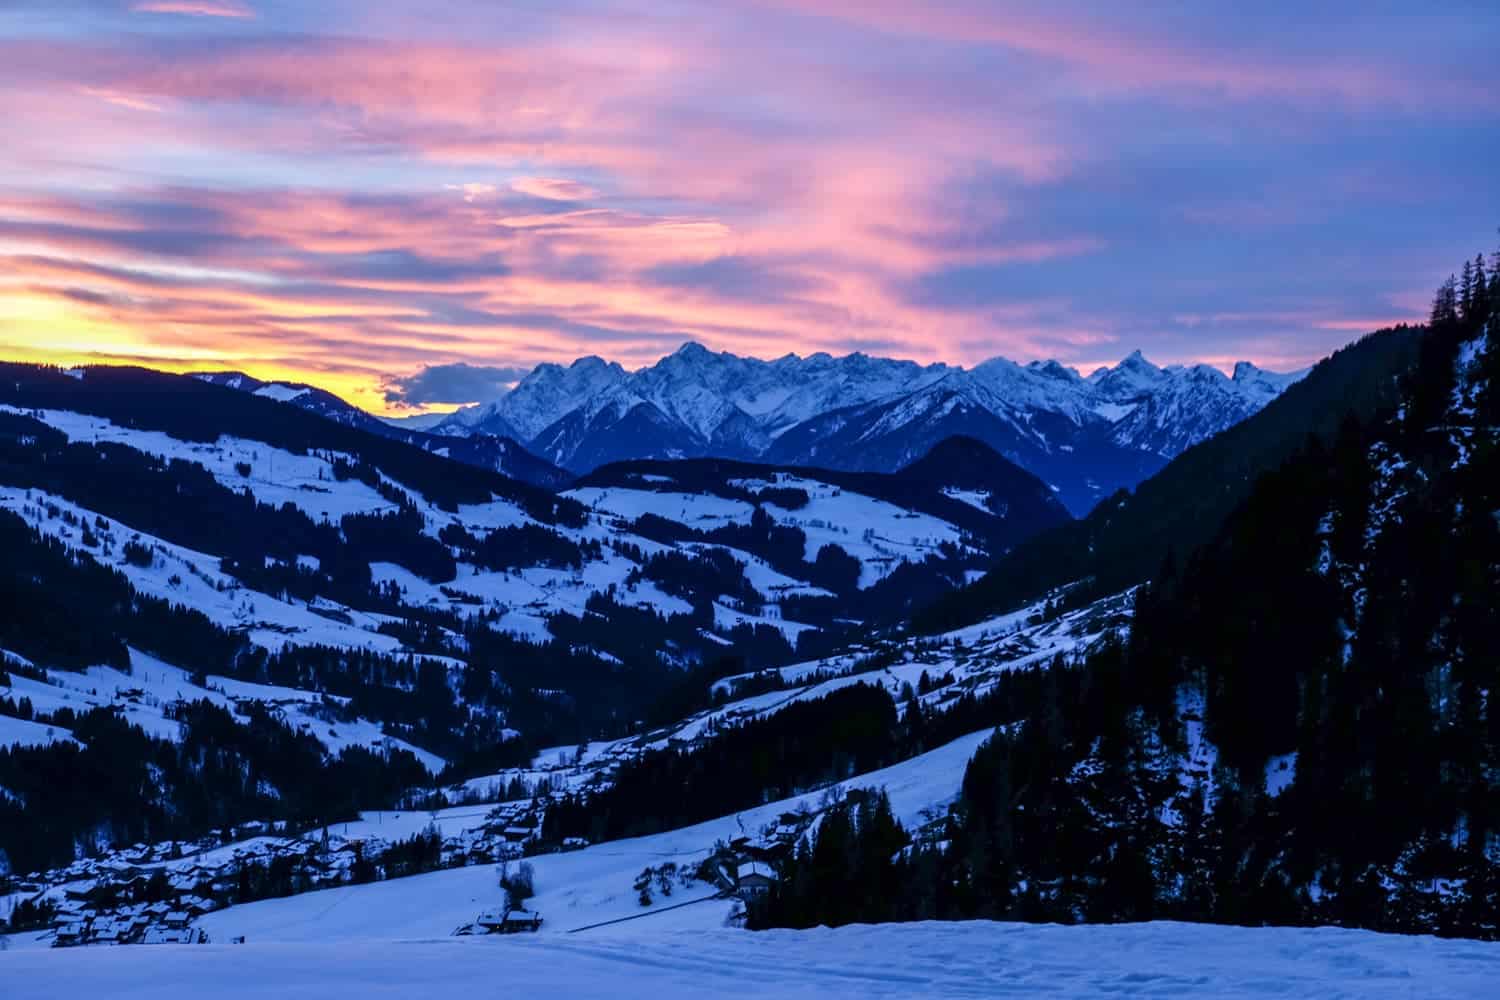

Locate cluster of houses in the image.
[703,809,826,904]
[5,806,558,949]
[54,904,211,948]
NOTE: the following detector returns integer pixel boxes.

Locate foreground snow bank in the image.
[4,920,1496,999]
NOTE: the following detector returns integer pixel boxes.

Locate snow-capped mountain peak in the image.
[468,354,631,441]
[1231,360,1309,403]
[424,345,1307,513]
[1092,349,1169,401]
[1026,359,1085,383]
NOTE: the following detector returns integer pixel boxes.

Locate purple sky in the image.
[1,0,1496,412]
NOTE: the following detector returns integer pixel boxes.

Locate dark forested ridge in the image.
[0,363,580,520]
[916,324,1424,633]
[577,439,1073,554]
[756,247,1500,939]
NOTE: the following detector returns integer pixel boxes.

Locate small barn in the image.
[498,908,543,933]
[464,906,543,935]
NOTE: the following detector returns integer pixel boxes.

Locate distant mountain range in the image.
[415,344,1307,514]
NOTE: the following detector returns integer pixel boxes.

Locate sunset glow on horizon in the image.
[1,1,1496,415]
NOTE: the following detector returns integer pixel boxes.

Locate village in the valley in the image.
[0,751,817,949]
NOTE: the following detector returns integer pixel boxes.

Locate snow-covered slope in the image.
[175,728,991,945]
[429,344,1307,514]
[0,647,445,770]
[0,367,1066,744]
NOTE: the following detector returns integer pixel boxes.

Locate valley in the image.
[3,2,1496,994]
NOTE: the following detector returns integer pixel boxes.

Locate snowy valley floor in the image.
[5,920,1500,999]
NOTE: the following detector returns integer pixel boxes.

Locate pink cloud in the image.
[510,178,600,202]
[131,1,255,17]
[77,86,164,113]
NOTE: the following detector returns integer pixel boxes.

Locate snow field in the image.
[4,920,1496,999]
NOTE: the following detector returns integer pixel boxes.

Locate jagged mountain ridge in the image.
[427,343,1306,514]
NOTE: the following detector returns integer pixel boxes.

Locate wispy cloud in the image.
[511,178,599,203]
[77,86,163,112]
[131,1,255,17]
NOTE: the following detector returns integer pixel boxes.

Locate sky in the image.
[0,1,1496,414]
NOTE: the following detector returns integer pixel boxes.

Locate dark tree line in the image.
[749,789,910,929]
[440,521,599,572]
[542,684,900,843]
[0,701,431,874]
[626,548,761,605]
[694,506,867,596]
[0,506,241,672]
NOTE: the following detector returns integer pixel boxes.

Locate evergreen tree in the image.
[1460,259,1475,319]
[1430,275,1459,327]
[1471,254,1490,324]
